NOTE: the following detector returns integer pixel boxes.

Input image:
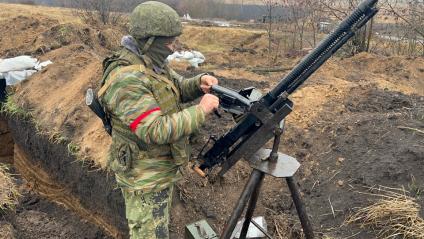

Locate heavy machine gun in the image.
[194,0,379,178]
[189,1,379,238]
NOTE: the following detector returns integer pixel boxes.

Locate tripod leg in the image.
[221,169,264,239]
[285,177,314,239]
[239,171,265,239]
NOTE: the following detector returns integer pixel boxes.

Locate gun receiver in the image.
[196,0,379,177]
[210,85,263,116]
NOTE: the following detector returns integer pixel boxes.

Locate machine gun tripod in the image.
[220,120,313,239]
[187,0,379,238]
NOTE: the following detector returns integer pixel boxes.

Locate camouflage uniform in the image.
[98,2,206,238]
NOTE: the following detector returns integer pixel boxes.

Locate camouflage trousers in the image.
[121,186,173,239]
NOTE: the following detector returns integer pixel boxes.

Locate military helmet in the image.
[129,1,182,39]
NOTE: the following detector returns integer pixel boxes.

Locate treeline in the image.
[0,0,287,21]
[2,0,422,56]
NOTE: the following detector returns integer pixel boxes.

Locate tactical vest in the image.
[99,49,190,174]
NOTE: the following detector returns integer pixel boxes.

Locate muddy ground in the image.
[1,185,111,239]
[0,3,423,239]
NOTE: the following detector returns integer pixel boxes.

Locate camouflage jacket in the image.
[99,49,205,192]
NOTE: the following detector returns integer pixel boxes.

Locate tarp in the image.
[167,50,205,68]
[0,56,52,86]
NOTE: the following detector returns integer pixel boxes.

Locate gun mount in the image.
[192,2,379,238]
[195,0,379,177]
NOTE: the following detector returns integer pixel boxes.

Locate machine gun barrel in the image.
[196,0,379,177]
[267,0,378,101]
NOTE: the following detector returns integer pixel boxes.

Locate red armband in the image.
[129,107,161,132]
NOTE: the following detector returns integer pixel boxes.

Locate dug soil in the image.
[0,117,13,164]
[1,184,111,239]
[0,3,423,239]
[170,71,424,238]
[0,115,118,239]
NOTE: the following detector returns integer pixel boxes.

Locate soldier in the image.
[97,1,219,238]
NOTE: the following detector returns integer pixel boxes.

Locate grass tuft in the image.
[0,95,31,119]
[67,142,80,156]
[48,130,68,145]
[1,95,69,145]
[0,164,20,213]
[346,185,424,239]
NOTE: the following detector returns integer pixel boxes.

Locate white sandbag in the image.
[167,50,206,68]
[181,51,195,60]
[0,56,38,73]
[0,56,53,85]
[167,52,184,62]
[188,58,204,68]
[34,60,53,71]
[5,70,37,86]
[192,51,205,59]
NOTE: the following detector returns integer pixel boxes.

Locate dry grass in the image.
[346,186,424,239]
[0,3,79,24]
[181,25,265,53]
[270,213,305,239]
[0,164,20,212]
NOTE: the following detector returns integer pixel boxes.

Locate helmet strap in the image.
[141,37,155,54]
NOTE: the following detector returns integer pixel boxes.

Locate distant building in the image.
[319,22,332,33]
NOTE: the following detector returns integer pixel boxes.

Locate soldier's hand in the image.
[200,75,218,93]
[199,94,219,114]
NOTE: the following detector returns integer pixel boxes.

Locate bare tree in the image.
[319,0,375,54]
[261,0,280,66]
[66,0,130,25]
[281,0,324,50]
[382,0,424,55]
[259,0,327,65]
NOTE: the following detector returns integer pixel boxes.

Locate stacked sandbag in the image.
[0,56,52,86]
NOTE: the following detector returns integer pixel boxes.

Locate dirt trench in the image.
[0,114,128,239]
[0,117,13,164]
